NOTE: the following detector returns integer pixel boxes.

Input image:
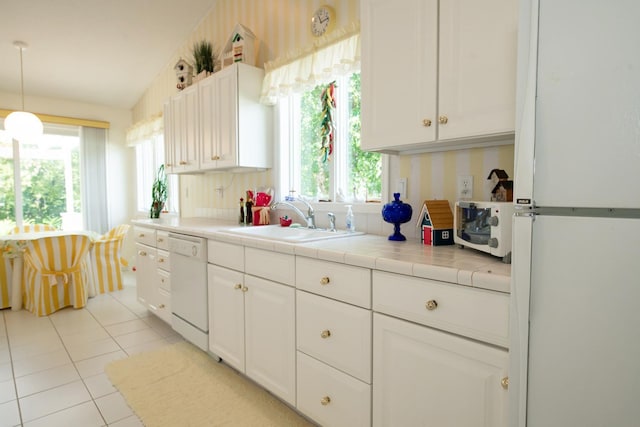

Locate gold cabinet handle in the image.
[501,377,509,389]
[234,284,242,290]
[438,115,448,125]
[320,329,331,339]
[320,276,330,285]
[320,396,331,406]
[138,250,147,256]
[179,160,188,165]
[211,155,220,160]
[242,286,248,292]
[158,304,165,309]
[425,300,438,310]
[158,258,165,263]
[138,233,145,238]
[157,237,164,242]
[422,118,432,127]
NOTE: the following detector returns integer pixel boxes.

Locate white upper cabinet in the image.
[361,0,518,154]
[165,63,272,174]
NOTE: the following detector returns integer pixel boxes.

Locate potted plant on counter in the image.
[150,164,167,219]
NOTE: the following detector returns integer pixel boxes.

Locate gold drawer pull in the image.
[438,115,448,124]
[242,286,248,292]
[157,237,164,242]
[320,396,331,406]
[211,155,220,160]
[138,233,145,238]
[138,251,147,256]
[425,300,438,310]
[422,118,432,127]
[501,377,509,389]
[320,330,331,339]
[234,284,242,290]
[179,160,187,165]
[158,304,165,309]
[320,276,330,285]
[158,258,165,263]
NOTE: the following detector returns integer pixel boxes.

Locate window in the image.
[0,122,82,233]
[279,72,382,203]
[135,133,178,215]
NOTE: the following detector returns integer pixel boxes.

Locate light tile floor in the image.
[0,272,182,427]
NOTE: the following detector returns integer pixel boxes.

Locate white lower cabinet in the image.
[134,226,172,323]
[207,263,296,406]
[297,351,371,427]
[373,313,508,427]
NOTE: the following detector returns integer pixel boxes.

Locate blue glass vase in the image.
[382,193,413,241]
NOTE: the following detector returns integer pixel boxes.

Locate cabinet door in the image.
[373,313,508,427]
[244,274,296,406]
[207,264,245,372]
[361,0,438,151]
[135,243,156,308]
[172,84,199,172]
[438,0,518,141]
[199,75,219,170]
[214,65,238,169]
[162,100,176,174]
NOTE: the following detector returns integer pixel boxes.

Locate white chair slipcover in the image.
[23,234,92,316]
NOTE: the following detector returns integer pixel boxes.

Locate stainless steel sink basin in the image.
[219,225,363,243]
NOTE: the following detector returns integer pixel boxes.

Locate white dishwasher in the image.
[168,233,208,351]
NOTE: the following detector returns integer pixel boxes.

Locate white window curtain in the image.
[260,22,361,105]
[81,126,108,234]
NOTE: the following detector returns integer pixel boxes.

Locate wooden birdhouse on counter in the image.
[220,23,256,69]
[488,169,513,202]
[174,58,193,90]
[416,200,454,246]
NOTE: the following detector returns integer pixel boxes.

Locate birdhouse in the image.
[220,24,256,69]
[416,200,454,246]
[487,169,513,202]
[174,58,193,90]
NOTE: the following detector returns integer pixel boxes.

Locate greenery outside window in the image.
[280,72,382,203]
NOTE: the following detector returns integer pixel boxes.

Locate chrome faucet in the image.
[327,212,336,232]
[272,197,316,228]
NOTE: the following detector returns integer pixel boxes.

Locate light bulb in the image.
[5,111,44,141]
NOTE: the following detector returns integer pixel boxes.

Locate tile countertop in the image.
[132,217,511,294]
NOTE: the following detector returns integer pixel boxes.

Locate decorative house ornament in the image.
[416,200,454,246]
[174,58,193,90]
[220,23,256,69]
[487,169,513,202]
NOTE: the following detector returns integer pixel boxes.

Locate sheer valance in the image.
[260,22,361,105]
[126,113,163,146]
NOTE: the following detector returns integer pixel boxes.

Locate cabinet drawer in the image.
[245,247,294,286]
[296,257,371,308]
[154,288,171,324]
[297,351,371,427]
[133,226,156,246]
[156,249,170,272]
[208,240,244,271]
[158,268,171,292]
[156,230,170,250]
[297,291,372,383]
[373,271,509,347]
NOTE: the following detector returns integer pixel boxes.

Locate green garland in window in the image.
[319,81,337,163]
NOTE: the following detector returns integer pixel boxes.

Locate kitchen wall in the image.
[131,0,515,237]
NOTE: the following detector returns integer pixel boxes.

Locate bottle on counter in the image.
[239,198,245,224]
[346,205,355,233]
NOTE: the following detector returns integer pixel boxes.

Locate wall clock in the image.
[311,5,335,37]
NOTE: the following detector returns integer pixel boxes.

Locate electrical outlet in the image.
[397,178,408,198]
[457,175,473,200]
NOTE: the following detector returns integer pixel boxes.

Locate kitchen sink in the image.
[219,225,363,243]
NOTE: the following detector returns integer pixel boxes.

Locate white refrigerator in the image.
[510,1,640,426]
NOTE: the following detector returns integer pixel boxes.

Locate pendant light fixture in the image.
[4,41,43,141]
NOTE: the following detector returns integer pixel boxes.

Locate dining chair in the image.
[92,224,130,293]
[10,224,57,234]
[22,234,93,316]
[0,254,12,309]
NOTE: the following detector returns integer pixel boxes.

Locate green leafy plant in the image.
[192,40,216,74]
[150,164,167,218]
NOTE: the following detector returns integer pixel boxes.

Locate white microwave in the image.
[454,201,515,263]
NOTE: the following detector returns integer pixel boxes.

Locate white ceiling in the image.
[0,0,218,110]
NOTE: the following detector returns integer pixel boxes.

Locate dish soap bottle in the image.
[346,205,355,233]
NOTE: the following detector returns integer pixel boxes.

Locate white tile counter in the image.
[131,217,510,294]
